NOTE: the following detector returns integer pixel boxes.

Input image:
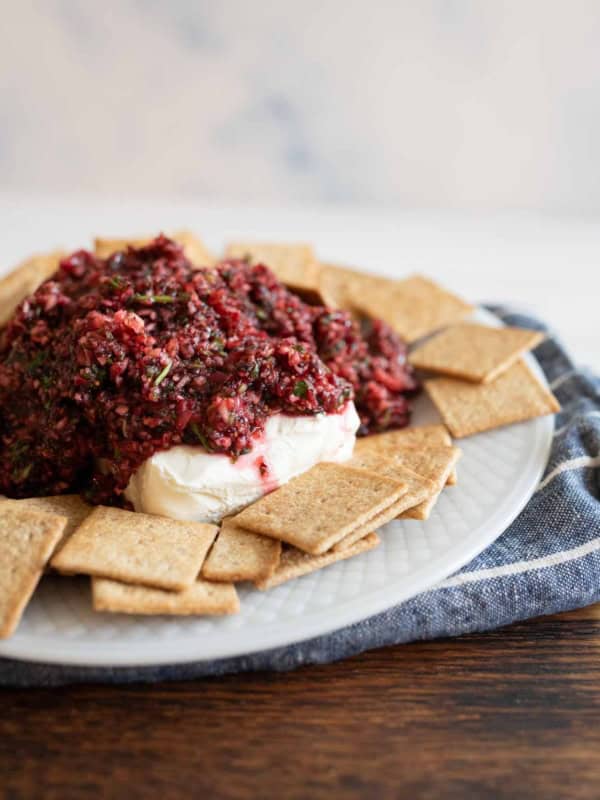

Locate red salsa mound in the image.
[0,236,418,503]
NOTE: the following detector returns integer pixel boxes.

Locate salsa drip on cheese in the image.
[0,236,418,502]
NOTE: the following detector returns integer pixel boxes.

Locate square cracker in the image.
[94,231,215,266]
[93,577,239,616]
[398,447,461,520]
[335,454,437,548]
[350,274,473,343]
[233,462,406,555]
[355,424,457,485]
[333,493,421,551]
[171,231,215,267]
[225,242,321,294]
[0,250,66,326]
[354,424,452,455]
[255,533,380,591]
[0,507,67,638]
[317,262,395,311]
[317,263,361,309]
[332,494,414,552]
[409,322,545,383]
[425,359,560,438]
[51,506,218,591]
[1,494,92,557]
[353,442,461,520]
[202,519,281,583]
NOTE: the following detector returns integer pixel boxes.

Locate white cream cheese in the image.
[124,402,360,523]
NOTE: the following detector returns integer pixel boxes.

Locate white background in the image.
[0,2,598,365]
[2,1,600,212]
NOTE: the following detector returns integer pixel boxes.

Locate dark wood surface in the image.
[2,605,600,800]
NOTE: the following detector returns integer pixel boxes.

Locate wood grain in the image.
[2,608,600,800]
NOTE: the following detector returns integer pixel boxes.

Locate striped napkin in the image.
[1,307,598,686]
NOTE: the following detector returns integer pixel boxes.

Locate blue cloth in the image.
[1,307,599,687]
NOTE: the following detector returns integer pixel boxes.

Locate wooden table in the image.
[2,605,600,800]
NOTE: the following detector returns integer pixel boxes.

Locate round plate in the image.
[0,306,553,667]
[0,197,557,668]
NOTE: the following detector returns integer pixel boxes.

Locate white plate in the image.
[0,214,553,667]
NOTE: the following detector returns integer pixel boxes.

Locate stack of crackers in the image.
[0,236,560,639]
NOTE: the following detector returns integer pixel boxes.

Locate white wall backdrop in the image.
[2,1,600,213]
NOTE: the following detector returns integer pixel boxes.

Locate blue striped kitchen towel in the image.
[1,306,598,686]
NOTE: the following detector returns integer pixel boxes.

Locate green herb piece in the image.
[249,362,260,380]
[133,293,176,304]
[154,361,172,386]
[293,380,309,398]
[90,365,107,384]
[190,423,213,452]
[379,408,392,429]
[212,337,226,355]
[13,463,32,482]
[9,441,29,461]
[108,276,125,290]
[255,308,267,320]
[27,351,47,374]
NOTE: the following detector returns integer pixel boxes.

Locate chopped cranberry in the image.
[0,235,418,503]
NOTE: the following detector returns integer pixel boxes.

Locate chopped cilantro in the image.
[27,351,47,374]
[154,361,172,386]
[133,293,176,304]
[212,337,226,355]
[249,362,260,380]
[90,365,107,384]
[293,380,309,398]
[9,441,29,461]
[13,463,32,482]
[190,423,213,451]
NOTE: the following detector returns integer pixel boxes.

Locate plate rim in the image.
[0,310,554,667]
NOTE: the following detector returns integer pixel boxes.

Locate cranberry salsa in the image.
[0,237,418,503]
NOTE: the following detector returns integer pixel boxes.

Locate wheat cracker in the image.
[202,519,281,583]
[425,360,560,438]
[94,231,214,266]
[51,506,218,590]
[410,322,544,383]
[233,462,405,555]
[351,274,473,343]
[255,533,380,591]
[93,577,239,616]
[0,507,67,638]
[225,241,320,294]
